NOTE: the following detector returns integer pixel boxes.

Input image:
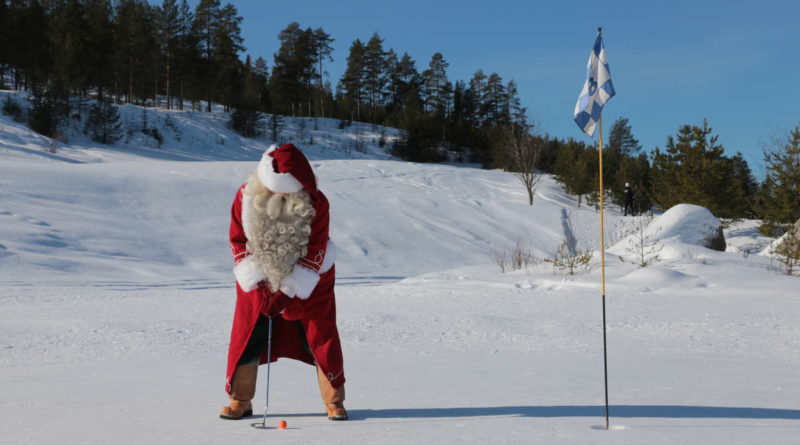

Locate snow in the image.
[760,219,800,257]
[724,218,773,256]
[610,203,720,251]
[1,102,799,444]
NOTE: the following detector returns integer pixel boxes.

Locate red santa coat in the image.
[225,144,345,393]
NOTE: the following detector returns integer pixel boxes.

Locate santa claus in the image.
[220,143,347,421]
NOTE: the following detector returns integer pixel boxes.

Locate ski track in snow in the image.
[1,102,799,444]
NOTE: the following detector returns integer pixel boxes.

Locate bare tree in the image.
[503,125,542,205]
[492,240,536,273]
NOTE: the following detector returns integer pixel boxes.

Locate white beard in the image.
[242,173,315,292]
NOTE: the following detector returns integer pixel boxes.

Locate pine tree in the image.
[267,112,284,142]
[253,56,270,110]
[450,79,466,126]
[173,0,194,109]
[617,153,652,213]
[651,120,752,218]
[338,39,365,120]
[191,0,221,111]
[17,0,53,91]
[482,72,505,123]
[228,54,262,138]
[271,22,316,116]
[505,80,527,127]
[84,0,114,102]
[229,106,263,137]
[387,51,419,112]
[29,86,58,138]
[383,49,400,110]
[213,3,244,110]
[421,52,450,116]
[363,32,386,116]
[86,100,123,144]
[469,70,488,125]
[114,0,159,105]
[757,126,800,235]
[0,0,8,88]
[157,0,182,108]
[50,0,90,109]
[554,138,595,206]
[312,27,333,117]
[606,117,642,206]
[720,152,757,218]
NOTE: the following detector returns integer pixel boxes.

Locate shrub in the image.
[545,240,593,275]
[2,96,24,122]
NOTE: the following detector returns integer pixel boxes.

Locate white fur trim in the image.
[266,144,279,154]
[233,256,265,292]
[279,264,320,300]
[257,152,303,194]
[241,192,253,239]
[320,240,336,273]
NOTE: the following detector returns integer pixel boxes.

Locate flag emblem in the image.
[574,31,615,137]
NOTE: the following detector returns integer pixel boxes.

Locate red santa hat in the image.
[257,143,318,194]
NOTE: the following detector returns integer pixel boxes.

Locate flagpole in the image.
[598,110,610,430]
[575,26,614,430]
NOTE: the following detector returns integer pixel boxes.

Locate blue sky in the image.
[207,0,797,175]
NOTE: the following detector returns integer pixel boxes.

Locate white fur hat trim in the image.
[257,147,303,193]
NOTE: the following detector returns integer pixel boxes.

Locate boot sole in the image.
[328,415,348,421]
[219,409,253,420]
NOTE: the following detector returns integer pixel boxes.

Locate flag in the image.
[574,31,615,137]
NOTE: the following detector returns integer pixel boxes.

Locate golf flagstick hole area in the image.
[591,425,627,431]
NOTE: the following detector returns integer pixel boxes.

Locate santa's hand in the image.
[260,290,292,317]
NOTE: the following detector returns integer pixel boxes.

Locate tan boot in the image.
[220,364,257,419]
[317,366,347,421]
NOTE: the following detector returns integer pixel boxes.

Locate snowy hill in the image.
[1,100,799,444]
[0,90,400,164]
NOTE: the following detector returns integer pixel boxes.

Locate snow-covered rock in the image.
[609,204,726,264]
[656,204,726,251]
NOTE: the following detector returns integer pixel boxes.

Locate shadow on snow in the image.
[276,405,800,421]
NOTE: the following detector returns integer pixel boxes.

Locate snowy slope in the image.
[1,103,799,444]
[0,90,400,164]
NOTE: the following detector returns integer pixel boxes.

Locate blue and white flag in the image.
[574,32,615,137]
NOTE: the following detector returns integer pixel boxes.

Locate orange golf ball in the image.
[278,420,287,429]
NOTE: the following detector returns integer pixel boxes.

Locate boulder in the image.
[650,204,726,251]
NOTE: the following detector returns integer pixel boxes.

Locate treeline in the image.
[547,117,759,219]
[264,26,529,164]
[0,0,528,164]
[0,0,245,110]
[543,117,799,236]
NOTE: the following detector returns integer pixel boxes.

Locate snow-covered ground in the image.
[1,102,799,444]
